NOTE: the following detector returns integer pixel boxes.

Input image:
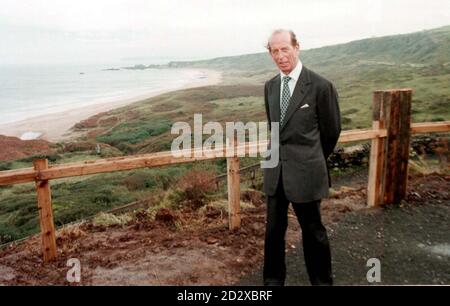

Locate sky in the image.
[0,0,449,65]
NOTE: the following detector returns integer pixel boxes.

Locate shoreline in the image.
[0,69,222,142]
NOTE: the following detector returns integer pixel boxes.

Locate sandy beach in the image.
[0,69,222,142]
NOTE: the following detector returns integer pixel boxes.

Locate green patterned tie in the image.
[280,76,291,126]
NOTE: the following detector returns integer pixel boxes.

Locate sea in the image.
[0,62,206,126]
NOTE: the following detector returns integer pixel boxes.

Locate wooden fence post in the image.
[33,159,57,262]
[367,89,412,206]
[227,135,241,230]
[382,89,412,205]
[367,91,387,207]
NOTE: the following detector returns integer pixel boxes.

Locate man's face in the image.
[268,32,300,75]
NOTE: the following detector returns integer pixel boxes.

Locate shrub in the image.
[17,154,61,163]
[93,212,132,227]
[96,119,172,147]
[170,169,217,209]
[123,172,157,191]
[431,117,446,122]
[0,223,22,244]
[89,186,133,207]
[0,162,12,171]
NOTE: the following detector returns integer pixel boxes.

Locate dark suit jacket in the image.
[263,66,341,203]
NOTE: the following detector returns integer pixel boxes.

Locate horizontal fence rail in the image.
[0,122,448,186]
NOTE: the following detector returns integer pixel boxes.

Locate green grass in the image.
[0,164,195,244]
[96,119,172,152]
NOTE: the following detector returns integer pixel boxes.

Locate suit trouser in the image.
[263,170,333,286]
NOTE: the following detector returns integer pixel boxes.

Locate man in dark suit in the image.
[263,29,341,286]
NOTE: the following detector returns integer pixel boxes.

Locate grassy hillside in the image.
[168,25,450,73]
[166,25,450,127]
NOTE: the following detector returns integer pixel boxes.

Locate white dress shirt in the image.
[279,60,303,108]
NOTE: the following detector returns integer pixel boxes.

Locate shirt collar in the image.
[280,60,302,82]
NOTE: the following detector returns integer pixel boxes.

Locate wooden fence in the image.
[0,89,449,262]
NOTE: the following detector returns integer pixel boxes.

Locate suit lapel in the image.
[280,66,312,132]
[268,75,281,125]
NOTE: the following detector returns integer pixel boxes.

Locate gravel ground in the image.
[238,173,450,285]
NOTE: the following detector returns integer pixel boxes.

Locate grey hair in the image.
[266,29,299,52]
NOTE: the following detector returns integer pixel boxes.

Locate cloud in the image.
[0,0,449,65]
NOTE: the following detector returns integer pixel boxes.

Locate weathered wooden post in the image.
[382,89,412,204]
[367,91,387,207]
[367,89,412,206]
[227,134,241,230]
[33,158,57,262]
